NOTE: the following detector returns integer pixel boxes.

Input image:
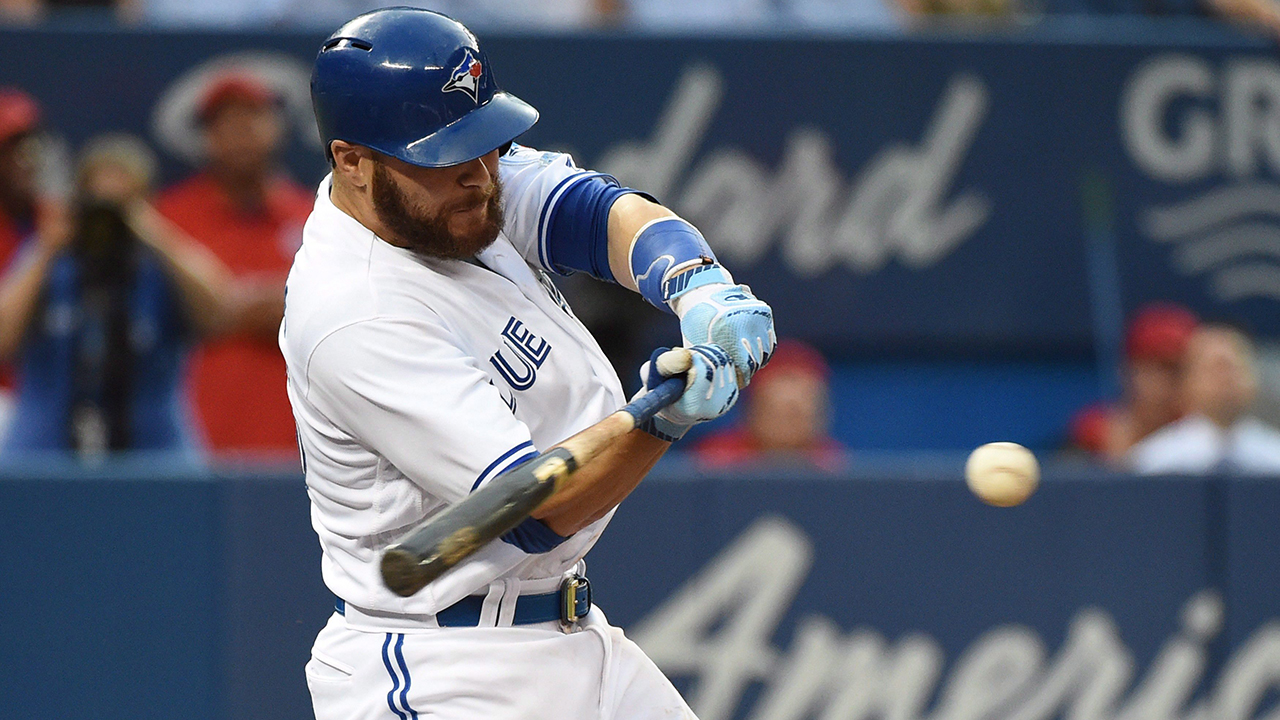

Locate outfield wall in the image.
[2,458,1276,720]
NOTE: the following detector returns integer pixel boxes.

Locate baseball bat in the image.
[380,349,692,597]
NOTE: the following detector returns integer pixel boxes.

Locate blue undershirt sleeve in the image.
[500,516,569,554]
[542,174,651,284]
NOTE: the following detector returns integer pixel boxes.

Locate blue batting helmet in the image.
[311,8,538,168]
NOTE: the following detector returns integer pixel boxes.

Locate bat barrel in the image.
[381,547,433,596]
[379,447,576,596]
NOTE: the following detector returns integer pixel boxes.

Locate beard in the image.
[370,160,504,260]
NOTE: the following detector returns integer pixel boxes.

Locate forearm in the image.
[606,193,678,292]
[603,192,774,388]
[0,244,58,360]
[532,428,669,536]
[127,204,240,337]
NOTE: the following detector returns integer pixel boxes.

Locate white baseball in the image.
[965,442,1039,507]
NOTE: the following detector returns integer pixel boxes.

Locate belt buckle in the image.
[559,574,591,628]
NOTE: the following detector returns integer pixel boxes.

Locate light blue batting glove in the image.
[632,345,740,442]
[672,283,777,386]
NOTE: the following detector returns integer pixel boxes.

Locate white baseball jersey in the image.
[281,145,627,617]
[1129,414,1280,475]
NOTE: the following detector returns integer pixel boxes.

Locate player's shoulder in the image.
[284,225,389,351]
[284,236,454,355]
[282,257,450,387]
[500,143,578,172]
[283,251,373,344]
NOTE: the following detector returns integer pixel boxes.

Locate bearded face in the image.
[370,158,504,260]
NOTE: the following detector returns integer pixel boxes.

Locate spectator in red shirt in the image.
[155,74,313,457]
[1069,302,1199,464]
[0,87,49,434]
[693,339,845,470]
[0,88,42,285]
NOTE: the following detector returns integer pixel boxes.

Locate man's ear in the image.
[330,140,371,190]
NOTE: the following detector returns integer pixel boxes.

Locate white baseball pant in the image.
[306,608,697,720]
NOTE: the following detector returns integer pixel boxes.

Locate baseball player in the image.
[283,8,775,719]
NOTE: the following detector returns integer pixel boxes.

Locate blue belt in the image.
[336,575,591,627]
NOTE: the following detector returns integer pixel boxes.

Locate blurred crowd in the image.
[6,67,1280,473]
[1069,304,1280,474]
[0,76,850,468]
[3,1,1280,474]
[0,79,308,460]
[5,0,1280,37]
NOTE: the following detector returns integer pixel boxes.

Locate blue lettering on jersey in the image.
[489,317,552,391]
[487,379,518,414]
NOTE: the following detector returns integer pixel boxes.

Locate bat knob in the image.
[381,547,431,597]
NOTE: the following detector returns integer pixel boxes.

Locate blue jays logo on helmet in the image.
[443,48,483,104]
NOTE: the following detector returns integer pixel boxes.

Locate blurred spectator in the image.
[0,0,41,24]
[0,88,53,440]
[785,0,902,25]
[142,0,620,29]
[137,0,902,29]
[155,74,309,456]
[1129,323,1280,475]
[0,89,41,295]
[1069,303,1197,464]
[1039,0,1198,14]
[897,0,1012,16]
[0,133,240,456]
[628,0,899,27]
[693,340,845,470]
[0,0,141,25]
[624,0,773,26]
[1205,0,1280,38]
[1038,0,1280,41]
[437,0,623,28]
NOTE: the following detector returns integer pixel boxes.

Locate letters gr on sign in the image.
[597,65,991,277]
[1122,54,1280,303]
[632,517,1280,720]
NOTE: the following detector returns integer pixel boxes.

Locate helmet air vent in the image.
[321,38,373,52]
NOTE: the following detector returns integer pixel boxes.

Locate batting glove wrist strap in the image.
[637,415,688,442]
[628,217,730,313]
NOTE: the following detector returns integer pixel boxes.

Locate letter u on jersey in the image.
[489,317,552,391]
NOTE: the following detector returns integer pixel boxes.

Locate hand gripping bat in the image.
[380,348,692,597]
